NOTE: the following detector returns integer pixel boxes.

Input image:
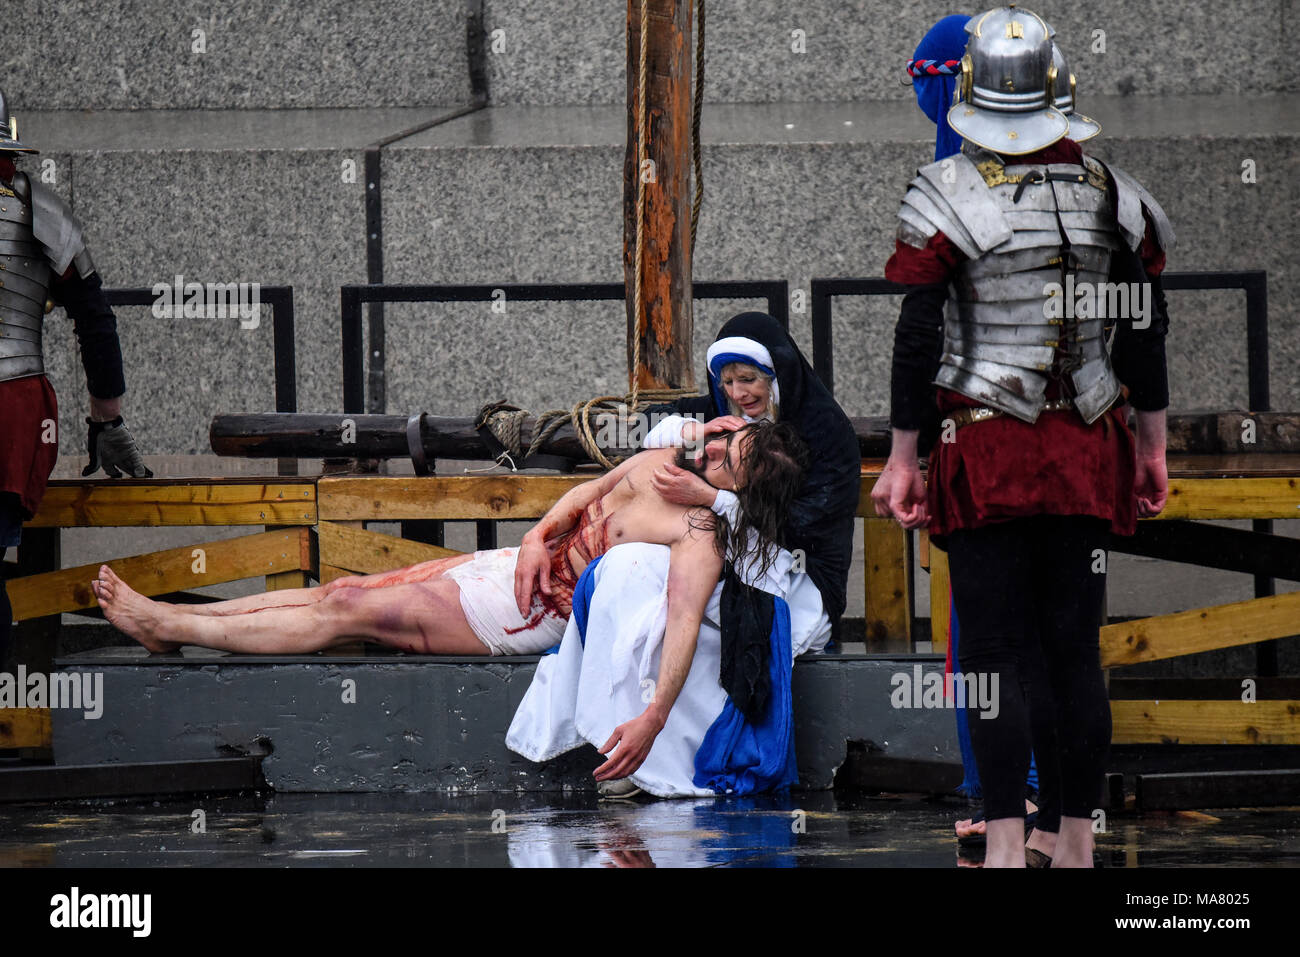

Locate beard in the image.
[674,445,711,481]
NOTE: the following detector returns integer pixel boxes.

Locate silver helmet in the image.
[947,6,1068,155]
[0,90,37,154]
[1050,43,1100,142]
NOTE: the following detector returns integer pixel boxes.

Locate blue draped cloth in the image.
[565,555,797,795]
[912,14,971,161]
[693,595,798,795]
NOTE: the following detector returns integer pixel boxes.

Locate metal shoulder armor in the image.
[896,153,1013,259]
[1091,158,1175,254]
[16,173,96,278]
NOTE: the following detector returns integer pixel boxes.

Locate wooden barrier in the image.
[6,453,1298,755]
[315,521,461,576]
[0,708,51,752]
[9,529,311,621]
[1112,700,1300,745]
[1101,591,1300,668]
[28,479,316,528]
[315,475,588,522]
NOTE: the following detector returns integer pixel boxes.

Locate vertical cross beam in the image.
[624,0,695,392]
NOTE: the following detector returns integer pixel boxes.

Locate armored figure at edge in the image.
[872,6,1173,867]
[0,89,151,661]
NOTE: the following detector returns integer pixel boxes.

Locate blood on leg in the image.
[320,578,487,655]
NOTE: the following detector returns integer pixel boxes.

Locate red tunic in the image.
[885,139,1165,541]
[0,375,61,518]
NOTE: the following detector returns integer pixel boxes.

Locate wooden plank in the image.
[863,518,911,647]
[0,707,51,750]
[918,530,930,570]
[857,476,1300,519]
[317,475,587,522]
[8,529,311,621]
[1100,590,1300,667]
[318,564,354,586]
[858,469,882,511]
[265,522,315,590]
[1111,700,1300,745]
[29,482,317,528]
[265,571,309,591]
[928,547,950,654]
[1158,478,1300,519]
[315,521,462,576]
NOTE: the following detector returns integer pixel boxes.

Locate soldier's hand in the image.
[82,416,153,479]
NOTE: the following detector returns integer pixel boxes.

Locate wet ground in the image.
[1,791,1297,868]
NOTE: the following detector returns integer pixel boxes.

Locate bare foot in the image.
[955,798,1038,839]
[93,565,182,653]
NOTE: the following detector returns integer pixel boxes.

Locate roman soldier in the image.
[0,88,151,660]
[873,6,1172,867]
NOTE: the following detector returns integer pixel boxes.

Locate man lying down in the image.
[92,421,808,791]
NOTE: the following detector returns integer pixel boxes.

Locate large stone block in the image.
[23,108,444,455]
[51,651,959,792]
[481,0,1290,105]
[6,0,469,110]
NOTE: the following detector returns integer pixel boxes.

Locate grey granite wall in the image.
[382,98,1299,421]
[3,0,469,109]
[22,94,1298,460]
[25,108,438,456]
[6,2,1291,110]
[481,0,1294,105]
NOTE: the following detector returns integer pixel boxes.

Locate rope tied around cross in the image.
[469,390,698,473]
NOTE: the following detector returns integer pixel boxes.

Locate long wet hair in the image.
[685,420,810,582]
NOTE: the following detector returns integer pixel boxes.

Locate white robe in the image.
[505,539,830,797]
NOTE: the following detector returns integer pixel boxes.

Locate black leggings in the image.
[947,515,1111,824]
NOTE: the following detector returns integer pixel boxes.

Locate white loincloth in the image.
[505,541,830,797]
[440,547,568,655]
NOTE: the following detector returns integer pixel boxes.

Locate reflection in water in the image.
[508,794,805,868]
[1,791,1296,868]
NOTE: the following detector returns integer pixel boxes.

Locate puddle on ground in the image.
[0,791,1297,867]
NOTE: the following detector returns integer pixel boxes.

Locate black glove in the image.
[82,416,153,478]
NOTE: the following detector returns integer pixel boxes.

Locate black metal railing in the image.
[809,271,1270,409]
[339,280,789,414]
[106,285,298,414]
